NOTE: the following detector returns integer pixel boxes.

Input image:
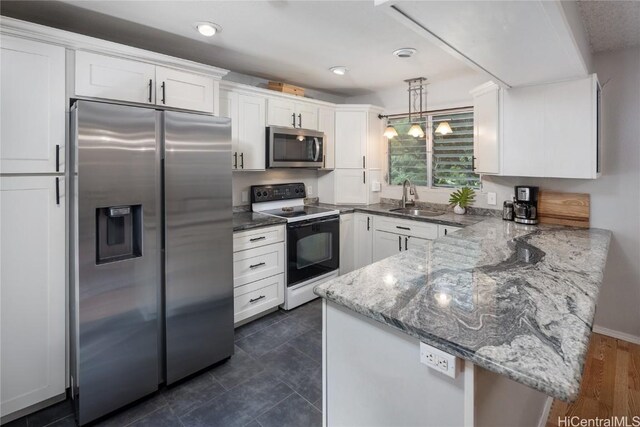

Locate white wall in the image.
[232,170,318,206]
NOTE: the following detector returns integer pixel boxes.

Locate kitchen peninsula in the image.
[315,218,611,427]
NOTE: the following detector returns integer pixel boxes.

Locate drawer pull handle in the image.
[250,295,266,303]
[396,226,411,231]
[250,236,266,242]
[398,235,402,251]
[249,262,266,269]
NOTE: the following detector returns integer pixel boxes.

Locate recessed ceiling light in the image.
[329,66,348,75]
[195,22,222,37]
[393,48,417,58]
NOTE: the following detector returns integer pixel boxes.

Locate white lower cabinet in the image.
[233,274,285,324]
[1,176,66,418]
[372,230,404,262]
[232,225,285,325]
[438,225,462,237]
[354,213,373,269]
[339,213,354,275]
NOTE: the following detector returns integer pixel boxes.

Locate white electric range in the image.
[251,183,340,309]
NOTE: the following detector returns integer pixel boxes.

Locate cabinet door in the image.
[372,230,402,262]
[237,94,266,170]
[295,103,318,130]
[543,77,595,178]
[1,176,65,417]
[335,111,367,169]
[354,214,373,269]
[334,169,367,205]
[219,90,240,169]
[156,66,214,113]
[75,51,155,105]
[339,214,354,275]
[473,86,501,174]
[1,36,65,174]
[502,85,546,177]
[318,107,335,169]
[406,236,429,251]
[267,98,296,127]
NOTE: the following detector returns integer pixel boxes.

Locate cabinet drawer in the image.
[234,274,284,324]
[233,242,285,287]
[234,225,285,252]
[438,225,462,237]
[373,216,438,240]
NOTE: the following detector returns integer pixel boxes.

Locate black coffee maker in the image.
[513,186,539,225]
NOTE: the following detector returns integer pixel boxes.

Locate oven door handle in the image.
[313,138,321,161]
[287,216,339,229]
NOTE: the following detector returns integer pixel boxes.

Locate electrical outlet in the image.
[307,185,313,196]
[487,192,497,205]
[420,342,458,378]
[241,191,248,203]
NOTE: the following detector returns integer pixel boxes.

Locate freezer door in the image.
[164,111,233,384]
[72,101,160,425]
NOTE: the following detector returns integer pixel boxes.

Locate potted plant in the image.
[449,187,476,215]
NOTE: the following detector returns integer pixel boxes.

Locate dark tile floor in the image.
[6,299,322,427]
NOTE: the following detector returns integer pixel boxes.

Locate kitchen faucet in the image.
[401,179,415,208]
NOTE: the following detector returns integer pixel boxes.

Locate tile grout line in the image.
[253,391,296,421]
[291,391,322,415]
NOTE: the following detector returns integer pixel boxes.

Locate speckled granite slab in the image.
[314,218,611,401]
[233,211,287,232]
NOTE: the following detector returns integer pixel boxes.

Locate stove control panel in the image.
[251,183,306,203]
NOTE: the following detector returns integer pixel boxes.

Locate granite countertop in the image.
[315,202,489,227]
[314,218,612,401]
[233,211,287,232]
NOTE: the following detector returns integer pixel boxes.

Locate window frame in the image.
[385,107,478,191]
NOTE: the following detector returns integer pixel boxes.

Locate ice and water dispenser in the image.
[96,205,143,264]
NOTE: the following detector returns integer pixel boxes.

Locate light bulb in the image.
[408,123,425,138]
[196,22,221,37]
[383,125,398,139]
[435,122,453,135]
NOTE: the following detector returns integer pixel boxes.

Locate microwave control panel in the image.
[251,183,306,203]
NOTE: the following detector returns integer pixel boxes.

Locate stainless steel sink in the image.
[389,207,445,217]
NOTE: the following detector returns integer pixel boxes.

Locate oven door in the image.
[287,216,339,286]
[268,126,324,168]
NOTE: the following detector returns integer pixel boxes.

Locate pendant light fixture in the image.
[435,121,453,135]
[383,125,398,139]
[406,77,426,138]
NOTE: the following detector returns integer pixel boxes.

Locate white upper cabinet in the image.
[267,98,318,130]
[75,51,155,104]
[1,36,65,174]
[335,110,367,169]
[318,107,335,169]
[472,75,601,179]
[75,52,215,113]
[333,169,368,204]
[155,66,214,113]
[502,74,600,179]
[236,94,266,170]
[470,82,501,175]
[1,176,66,417]
[221,88,266,171]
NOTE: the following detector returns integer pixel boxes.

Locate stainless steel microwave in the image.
[267,126,325,168]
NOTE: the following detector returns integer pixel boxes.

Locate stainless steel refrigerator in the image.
[69,100,233,425]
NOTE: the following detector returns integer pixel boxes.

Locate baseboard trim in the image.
[593,326,640,344]
[537,396,554,427]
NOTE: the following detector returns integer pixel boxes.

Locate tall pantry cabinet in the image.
[0,35,67,419]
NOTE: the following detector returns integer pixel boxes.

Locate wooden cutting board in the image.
[537,191,590,228]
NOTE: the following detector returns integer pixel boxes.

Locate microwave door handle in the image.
[313,138,320,161]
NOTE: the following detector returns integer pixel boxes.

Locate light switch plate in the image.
[241,191,248,203]
[487,192,497,205]
[307,185,313,196]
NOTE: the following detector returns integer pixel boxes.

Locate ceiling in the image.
[0,0,473,97]
[578,0,640,53]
